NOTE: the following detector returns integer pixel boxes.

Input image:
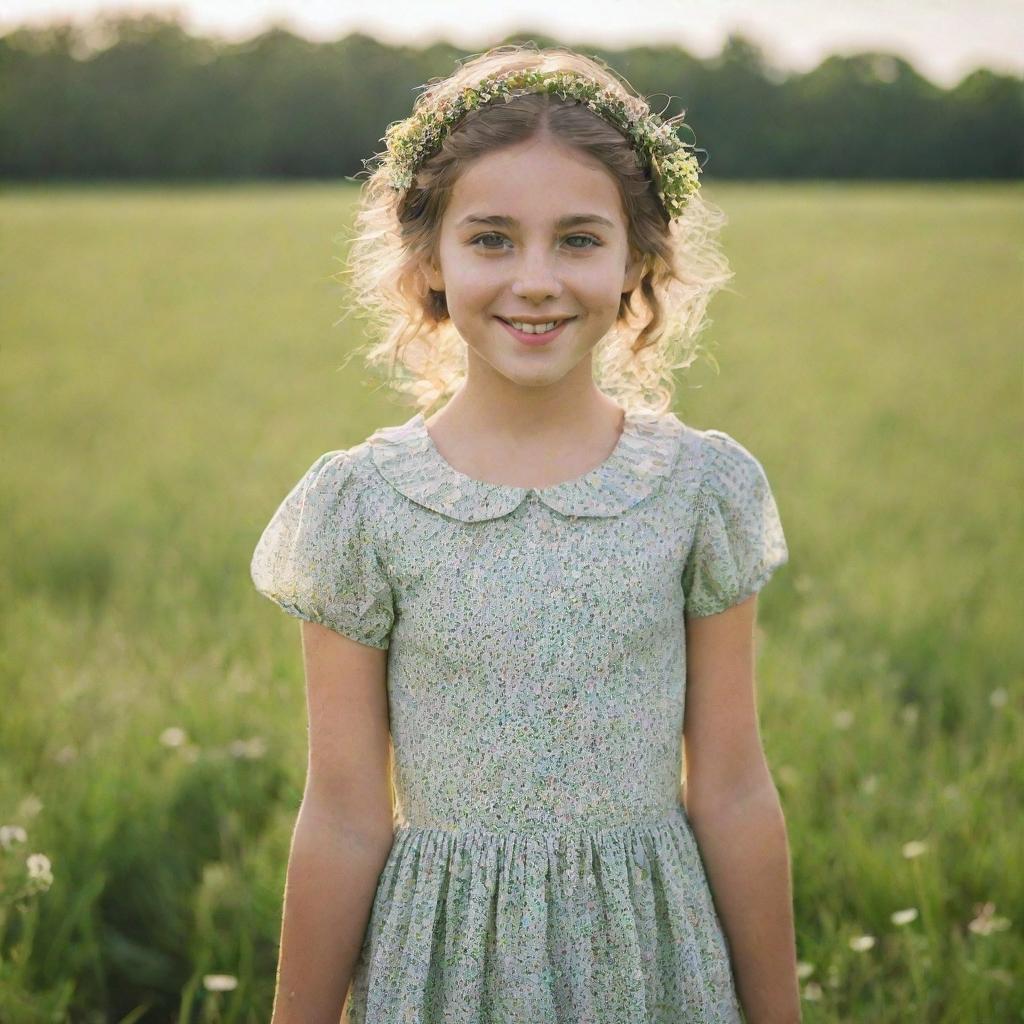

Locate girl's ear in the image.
[622,250,646,295]
[419,257,444,294]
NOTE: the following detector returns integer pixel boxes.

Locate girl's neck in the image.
[430,386,622,438]
[423,389,627,490]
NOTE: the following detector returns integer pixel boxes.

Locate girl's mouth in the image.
[495,317,575,346]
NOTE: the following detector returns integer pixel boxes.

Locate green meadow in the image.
[0,181,1020,1022]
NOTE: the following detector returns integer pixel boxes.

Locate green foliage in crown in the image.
[380,68,704,220]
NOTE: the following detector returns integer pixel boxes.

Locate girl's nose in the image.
[511,252,563,302]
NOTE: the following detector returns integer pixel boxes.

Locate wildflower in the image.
[796,961,815,979]
[833,709,854,730]
[901,839,928,859]
[891,907,918,926]
[802,982,823,1001]
[26,852,53,890]
[228,737,267,760]
[0,825,27,849]
[849,934,875,952]
[203,973,239,992]
[160,726,188,748]
[989,688,1007,709]
[968,902,1010,935]
[18,795,43,818]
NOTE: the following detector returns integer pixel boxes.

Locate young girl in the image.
[251,44,800,1024]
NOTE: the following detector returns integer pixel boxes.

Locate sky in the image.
[2,0,1022,88]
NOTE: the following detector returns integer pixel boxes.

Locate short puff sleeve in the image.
[682,430,789,617]
[250,450,395,649]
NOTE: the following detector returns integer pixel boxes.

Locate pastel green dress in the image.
[250,408,789,1024]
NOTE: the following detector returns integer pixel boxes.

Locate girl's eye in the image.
[565,234,601,249]
[469,233,602,251]
[470,232,510,250]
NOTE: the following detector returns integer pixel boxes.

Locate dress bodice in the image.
[249,408,789,1023]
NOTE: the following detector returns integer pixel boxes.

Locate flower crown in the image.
[379,68,708,221]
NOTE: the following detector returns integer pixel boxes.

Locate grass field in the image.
[0,181,1020,1022]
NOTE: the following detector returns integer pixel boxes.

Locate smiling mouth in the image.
[496,316,576,328]
[495,316,577,346]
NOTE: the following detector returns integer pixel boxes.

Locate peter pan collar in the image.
[368,409,685,522]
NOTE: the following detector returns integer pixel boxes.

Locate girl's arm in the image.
[270,620,396,1024]
[683,594,802,1024]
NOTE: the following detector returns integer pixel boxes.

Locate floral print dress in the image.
[250,408,789,1023]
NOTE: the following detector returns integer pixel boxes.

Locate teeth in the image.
[510,320,560,334]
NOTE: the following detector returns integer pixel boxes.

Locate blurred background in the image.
[0,2,1021,1021]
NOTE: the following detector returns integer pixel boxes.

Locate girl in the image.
[251,44,800,1024]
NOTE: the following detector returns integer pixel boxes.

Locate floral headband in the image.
[379,68,708,221]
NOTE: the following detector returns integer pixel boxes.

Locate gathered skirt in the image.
[344,803,744,1023]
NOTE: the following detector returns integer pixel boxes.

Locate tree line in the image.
[0,12,1020,181]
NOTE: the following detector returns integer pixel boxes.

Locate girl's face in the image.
[420,135,644,391]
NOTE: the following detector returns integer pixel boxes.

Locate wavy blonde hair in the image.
[336,43,733,417]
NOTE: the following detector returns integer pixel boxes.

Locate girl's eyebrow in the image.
[456,213,615,230]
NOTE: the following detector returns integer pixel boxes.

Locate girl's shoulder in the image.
[648,417,772,500]
[264,429,397,520]
[682,428,788,602]
[282,439,376,492]
[689,425,777,503]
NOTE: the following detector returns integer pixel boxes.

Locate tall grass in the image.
[0,181,1020,1022]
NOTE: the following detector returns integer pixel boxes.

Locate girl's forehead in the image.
[454,140,611,189]
[445,147,626,227]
